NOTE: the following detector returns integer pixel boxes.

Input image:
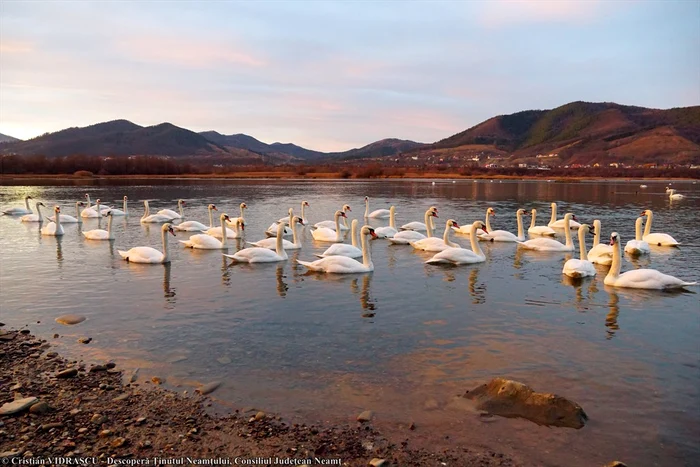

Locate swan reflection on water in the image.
[468,268,486,304]
[163,262,176,308]
[605,288,620,340]
[276,264,289,298]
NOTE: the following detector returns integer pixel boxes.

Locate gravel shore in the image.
[0,328,515,466]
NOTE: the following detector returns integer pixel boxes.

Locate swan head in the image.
[342,204,351,212]
[25,195,32,201]
[447,219,460,229]
[429,206,438,214]
[287,207,294,215]
[162,223,176,236]
[240,202,247,209]
[487,207,495,217]
[389,206,395,213]
[579,224,593,235]
[303,201,310,207]
[209,204,217,211]
[609,232,620,246]
[220,213,230,222]
[123,195,128,201]
[106,211,113,217]
[531,208,537,215]
[335,210,347,219]
[361,226,378,239]
[292,216,305,226]
[430,209,439,219]
[516,208,527,216]
[78,202,86,206]
[178,199,186,206]
[551,202,557,208]
[474,220,487,233]
[640,209,650,217]
[54,206,61,214]
[364,196,369,203]
[95,199,101,205]
[36,202,45,207]
[564,213,577,221]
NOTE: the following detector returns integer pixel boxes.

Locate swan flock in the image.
[3,190,697,291]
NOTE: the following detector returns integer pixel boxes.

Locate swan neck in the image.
[424,210,434,237]
[25,197,30,210]
[123,198,128,215]
[142,201,149,220]
[643,211,652,236]
[107,214,113,236]
[240,205,246,219]
[364,199,369,218]
[635,218,643,241]
[220,217,227,247]
[75,202,83,222]
[550,204,557,224]
[578,228,587,260]
[36,203,43,221]
[470,223,484,256]
[516,211,523,238]
[178,201,184,218]
[292,219,300,246]
[608,238,622,280]
[389,208,395,229]
[96,201,102,218]
[209,206,214,227]
[335,214,342,241]
[351,221,358,248]
[530,210,536,229]
[485,210,493,232]
[300,203,305,220]
[361,231,372,268]
[276,222,285,257]
[564,217,572,246]
[593,221,601,246]
[161,227,170,263]
[442,221,452,245]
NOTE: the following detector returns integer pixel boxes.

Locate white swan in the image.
[364,196,390,219]
[400,206,437,231]
[549,203,582,230]
[278,201,309,224]
[119,223,175,264]
[174,204,218,231]
[84,194,111,211]
[206,216,244,239]
[266,208,294,237]
[101,196,128,216]
[667,189,685,200]
[527,208,556,237]
[479,209,526,242]
[81,198,103,218]
[180,213,231,249]
[41,206,64,236]
[311,210,346,242]
[228,202,248,228]
[3,196,33,215]
[624,217,651,256]
[157,199,185,219]
[141,200,173,223]
[453,207,493,235]
[410,219,461,252]
[248,216,305,250]
[375,206,398,238]
[298,226,378,273]
[604,232,697,289]
[518,213,576,252]
[314,204,351,231]
[316,219,362,258]
[48,202,85,224]
[83,211,116,241]
[641,209,680,246]
[389,208,437,244]
[425,221,487,265]
[563,224,597,278]
[224,219,289,263]
[587,219,613,266]
[20,202,46,222]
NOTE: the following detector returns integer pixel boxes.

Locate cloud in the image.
[478,0,603,27]
[0,40,34,54]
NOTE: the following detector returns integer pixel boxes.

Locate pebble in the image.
[254,411,266,421]
[129,368,139,383]
[0,397,38,416]
[77,337,92,344]
[216,356,232,365]
[78,428,88,434]
[357,410,374,422]
[89,365,107,372]
[99,430,112,437]
[112,393,130,403]
[40,422,63,431]
[105,362,116,369]
[110,437,127,448]
[53,334,59,339]
[0,450,22,458]
[90,414,107,425]
[408,421,416,430]
[29,401,49,415]
[151,376,164,385]
[0,331,17,341]
[69,409,81,416]
[369,459,388,467]
[424,399,439,410]
[135,417,147,425]
[20,329,30,335]
[196,381,221,395]
[46,352,58,359]
[56,368,78,379]
[10,384,22,391]
[55,314,86,325]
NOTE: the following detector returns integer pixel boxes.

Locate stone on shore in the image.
[55,314,86,325]
[196,381,221,395]
[357,410,374,422]
[0,397,38,416]
[464,377,588,429]
[56,368,78,379]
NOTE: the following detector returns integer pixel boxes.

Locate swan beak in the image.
[482,227,488,233]
[169,229,176,237]
[589,229,595,235]
[370,231,378,239]
[572,215,578,221]
[241,224,245,231]
[299,219,305,226]
[452,222,460,229]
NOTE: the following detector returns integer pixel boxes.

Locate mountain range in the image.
[1,101,698,165]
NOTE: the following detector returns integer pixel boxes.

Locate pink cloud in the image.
[479,0,603,27]
[0,40,34,54]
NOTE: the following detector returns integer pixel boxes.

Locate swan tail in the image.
[425,258,449,264]
[296,259,319,270]
[313,254,328,259]
[388,238,409,245]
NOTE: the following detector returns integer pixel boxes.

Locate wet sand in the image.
[0,328,516,466]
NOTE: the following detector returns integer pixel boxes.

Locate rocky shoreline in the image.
[0,328,515,466]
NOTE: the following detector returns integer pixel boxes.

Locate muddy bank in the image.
[0,329,515,466]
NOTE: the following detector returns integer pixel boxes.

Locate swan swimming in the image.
[400,206,437,231]
[527,208,556,237]
[375,206,398,238]
[479,208,526,242]
[41,206,64,237]
[3,195,33,215]
[20,202,46,223]
[81,199,103,218]
[549,203,581,230]
[410,219,461,252]
[604,233,696,290]
[101,196,128,216]
[83,211,116,241]
[316,219,362,258]
[119,223,175,264]
[641,209,680,246]
[364,196,391,219]
[425,221,487,265]
[586,219,613,266]
[314,204,351,231]
[141,200,176,223]
[562,224,597,278]
[157,199,185,220]
[179,213,231,249]
[518,213,577,252]
[311,210,347,242]
[223,219,289,263]
[624,217,650,256]
[297,226,378,273]
[48,202,86,224]
[248,216,305,250]
[174,204,218,231]
[389,208,438,244]
[453,207,493,235]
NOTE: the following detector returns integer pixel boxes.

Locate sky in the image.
[1,0,699,152]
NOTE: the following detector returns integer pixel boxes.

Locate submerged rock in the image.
[55,315,86,325]
[464,377,588,429]
[196,381,221,395]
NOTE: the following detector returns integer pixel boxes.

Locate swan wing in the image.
[374,226,397,238]
[83,229,111,240]
[118,246,164,263]
[411,238,453,252]
[518,238,568,251]
[368,209,390,219]
[643,233,680,246]
[400,222,427,231]
[587,244,613,260]
[297,256,368,273]
[615,269,697,289]
[311,227,340,242]
[3,207,32,215]
[173,221,208,231]
[180,234,222,249]
[391,231,426,243]
[426,247,484,264]
[563,259,596,278]
[479,230,519,242]
[317,244,362,258]
[528,226,556,236]
[226,247,285,263]
[81,208,99,218]
[156,209,180,219]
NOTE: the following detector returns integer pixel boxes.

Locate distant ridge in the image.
[2,101,698,165]
[0,133,22,144]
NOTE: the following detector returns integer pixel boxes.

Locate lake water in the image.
[1,178,698,466]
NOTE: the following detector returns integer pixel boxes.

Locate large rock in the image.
[55,314,86,325]
[0,397,38,416]
[464,378,588,429]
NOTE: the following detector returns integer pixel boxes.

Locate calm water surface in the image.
[1,179,699,466]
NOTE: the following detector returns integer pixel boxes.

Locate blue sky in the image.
[1,0,698,151]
